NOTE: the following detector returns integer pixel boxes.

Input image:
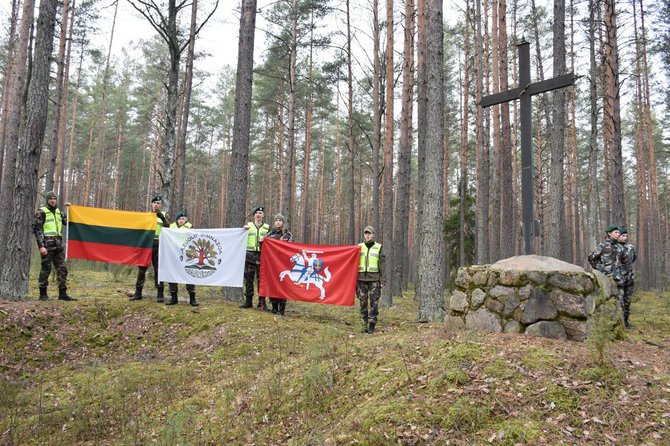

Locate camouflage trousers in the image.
[621,283,634,320]
[244,252,262,300]
[169,283,195,295]
[357,281,381,324]
[38,246,68,289]
[135,244,163,291]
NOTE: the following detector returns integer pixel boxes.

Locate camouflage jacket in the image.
[588,236,628,285]
[619,242,637,286]
[266,228,293,242]
[33,205,67,249]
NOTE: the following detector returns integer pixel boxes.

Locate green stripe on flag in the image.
[69,222,154,248]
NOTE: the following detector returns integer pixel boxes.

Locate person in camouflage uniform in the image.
[588,224,628,305]
[33,191,76,301]
[617,227,637,328]
[357,226,384,334]
[266,213,293,315]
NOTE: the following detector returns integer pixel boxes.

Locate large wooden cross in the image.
[481,41,575,255]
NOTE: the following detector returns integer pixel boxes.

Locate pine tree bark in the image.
[393,0,414,294]
[0,0,21,190]
[381,0,394,306]
[459,0,471,267]
[585,0,599,254]
[416,0,445,321]
[603,0,625,225]
[346,0,356,244]
[224,0,256,301]
[497,0,514,259]
[547,0,567,260]
[0,0,34,260]
[371,0,381,232]
[0,0,58,300]
[474,0,489,264]
[44,0,72,193]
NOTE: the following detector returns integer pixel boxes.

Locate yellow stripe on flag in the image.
[68,205,156,230]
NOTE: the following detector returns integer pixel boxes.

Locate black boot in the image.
[257,296,267,310]
[166,292,178,306]
[624,315,634,329]
[39,287,49,301]
[368,322,376,334]
[239,295,253,308]
[278,300,286,316]
[271,299,279,314]
[189,292,199,307]
[58,287,77,302]
[129,287,143,301]
[156,286,165,303]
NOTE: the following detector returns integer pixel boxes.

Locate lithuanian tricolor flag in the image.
[67,205,156,267]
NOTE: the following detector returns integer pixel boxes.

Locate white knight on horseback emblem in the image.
[279,249,332,299]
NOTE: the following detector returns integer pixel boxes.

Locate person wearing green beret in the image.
[166,211,198,306]
[130,195,169,303]
[588,224,628,305]
[617,227,637,328]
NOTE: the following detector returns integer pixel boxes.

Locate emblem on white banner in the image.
[180,233,223,279]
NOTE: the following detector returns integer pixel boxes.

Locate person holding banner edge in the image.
[357,226,383,333]
[240,206,270,309]
[166,210,198,307]
[266,213,293,315]
[33,191,76,301]
[130,195,169,302]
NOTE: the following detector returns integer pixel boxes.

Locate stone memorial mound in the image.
[447,255,621,341]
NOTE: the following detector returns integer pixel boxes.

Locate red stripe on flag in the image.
[68,240,152,267]
[259,238,359,306]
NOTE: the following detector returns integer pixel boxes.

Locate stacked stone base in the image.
[447,255,621,341]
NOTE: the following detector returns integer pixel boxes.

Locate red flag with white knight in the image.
[259,238,359,306]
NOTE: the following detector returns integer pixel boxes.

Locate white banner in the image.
[158,228,247,286]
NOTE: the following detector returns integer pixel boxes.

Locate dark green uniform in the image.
[588,234,628,313]
[619,240,637,327]
[33,196,74,301]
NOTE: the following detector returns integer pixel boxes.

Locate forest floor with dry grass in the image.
[1,263,669,445]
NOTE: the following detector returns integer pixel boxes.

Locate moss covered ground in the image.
[1,265,669,445]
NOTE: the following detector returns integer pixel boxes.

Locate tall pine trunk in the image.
[0,0,58,300]
[416,0,445,322]
[381,0,394,306]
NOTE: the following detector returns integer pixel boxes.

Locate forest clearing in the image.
[1,266,669,445]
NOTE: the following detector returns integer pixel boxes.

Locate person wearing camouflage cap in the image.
[357,226,384,334]
[33,191,76,301]
[265,213,293,315]
[617,227,637,328]
[588,225,628,307]
[130,195,170,303]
